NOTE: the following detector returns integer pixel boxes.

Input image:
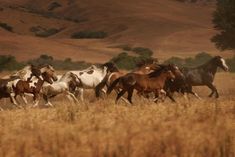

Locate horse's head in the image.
[167,64,184,79]
[40,65,58,84]
[63,72,81,86]
[103,62,119,73]
[214,56,229,72]
[29,65,42,81]
[164,69,175,81]
[70,72,81,87]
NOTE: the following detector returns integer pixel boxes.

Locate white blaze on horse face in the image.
[220,58,229,71]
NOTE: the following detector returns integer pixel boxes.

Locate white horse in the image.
[70,62,117,101]
[41,72,81,107]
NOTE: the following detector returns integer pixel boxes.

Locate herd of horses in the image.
[0,56,229,110]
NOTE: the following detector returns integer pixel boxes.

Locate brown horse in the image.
[13,65,58,107]
[107,67,175,104]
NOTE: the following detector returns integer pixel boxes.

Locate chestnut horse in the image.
[103,61,160,102]
[0,65,42,109]
[107,67,175,104]
[13,65,58,107]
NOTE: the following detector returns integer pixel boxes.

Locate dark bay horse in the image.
[165,56,229,101]
[107,67,175,104]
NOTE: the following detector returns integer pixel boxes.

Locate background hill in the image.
[0,0,233,62]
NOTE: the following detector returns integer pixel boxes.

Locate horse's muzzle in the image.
[53,75,58,81]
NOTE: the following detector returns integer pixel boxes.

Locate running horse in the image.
[0,65,42,108]
[12,65,58,107]
[181,56,229,98]
[102,60,160,102]
[41,71,81,107]
[107,66,176,104]
[69,62,118,101]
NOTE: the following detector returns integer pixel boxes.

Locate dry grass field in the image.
[0,73,234,157]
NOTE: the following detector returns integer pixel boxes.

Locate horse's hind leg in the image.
[186,85,201,100]
[127,88,134,104]
[115,89,129,104]
[116,89,126,104]
[166,91,176,103]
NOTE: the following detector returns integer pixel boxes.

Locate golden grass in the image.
[0,73,234,157]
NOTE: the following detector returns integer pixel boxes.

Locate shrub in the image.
[0,55,24,71]
[0,22,13,32]
[71,31,107,39]
[132,47,153,58]
[48,2,62,11]
[30,26,60,37]
[28,54,91,70]
[110,51,155,70]
[164,52,213,68]
[164,56,185,67]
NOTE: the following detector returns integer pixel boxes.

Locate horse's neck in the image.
[153,73,169,85]
[34,78,45,89]
[202,61,217,75]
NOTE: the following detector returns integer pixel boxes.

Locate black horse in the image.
[165,56,229,101]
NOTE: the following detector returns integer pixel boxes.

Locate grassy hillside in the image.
[0,0,233,62]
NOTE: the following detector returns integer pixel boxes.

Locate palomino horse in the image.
[41,72,81,107]
[107,67,175,104]
[180,56,229,99]
[13,65,58,107]
[0,65,42,108]
[69,62,118,101]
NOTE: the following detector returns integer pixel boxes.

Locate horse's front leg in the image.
[20,94,28,105]
[153,90,160,103]
[32,93,40,107]
[76,88,84,102]
[206,82,219,98]
[159,89,167,102]
[66,91,79,104]
[166,90,176,102]
[43,94,53,107]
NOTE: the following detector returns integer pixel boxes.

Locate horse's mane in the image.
[148,66,165,78]
[136,58,157,68]
[11,65,32,77]
[102,62,119,72]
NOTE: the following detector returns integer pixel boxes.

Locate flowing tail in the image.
[107,78,121,95]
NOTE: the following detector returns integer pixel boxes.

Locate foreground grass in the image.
[0,97,234,157]
[0,73,234,157]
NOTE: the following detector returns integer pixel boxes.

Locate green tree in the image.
[211,0,235,51]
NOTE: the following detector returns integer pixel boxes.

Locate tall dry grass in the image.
[0,73,234,157]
